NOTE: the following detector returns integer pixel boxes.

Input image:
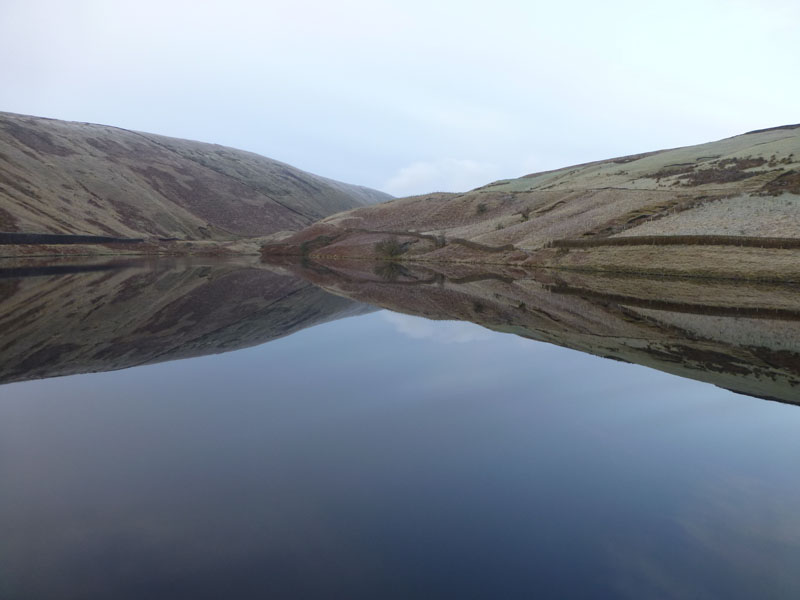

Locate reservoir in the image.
[1,258,799,599]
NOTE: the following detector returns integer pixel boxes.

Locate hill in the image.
[265,125,800,279]
[0,111,390,244]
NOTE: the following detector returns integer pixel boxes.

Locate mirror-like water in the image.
[1,258,799,599]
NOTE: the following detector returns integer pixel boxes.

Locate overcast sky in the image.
[2,0,798,196]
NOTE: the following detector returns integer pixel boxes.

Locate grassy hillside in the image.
[0,111,390,242]
[265,125,800,278]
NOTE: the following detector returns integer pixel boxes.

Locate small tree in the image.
[374,237,409,258]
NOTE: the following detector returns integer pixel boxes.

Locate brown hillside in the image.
[0,111,390,241]
[264,125,800,278]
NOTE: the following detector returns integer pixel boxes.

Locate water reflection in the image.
[0,257,372,384]
[2,256,799,404]
[1,258,800,598]
[279,257,800,405]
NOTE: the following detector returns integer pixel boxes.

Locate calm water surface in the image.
[1,261,799,599]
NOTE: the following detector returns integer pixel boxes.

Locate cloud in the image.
[383,158,500,197]
[382,312,494,344]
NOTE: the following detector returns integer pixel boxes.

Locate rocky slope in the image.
[0,111,390,242]
[264,125,800,278]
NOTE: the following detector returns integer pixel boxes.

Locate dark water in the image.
[1,258,799,599]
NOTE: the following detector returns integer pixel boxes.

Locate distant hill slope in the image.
[265,124,800,276]
[0,111,391,240]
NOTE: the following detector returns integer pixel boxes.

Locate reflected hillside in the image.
[272,257,800,405]
[0,258,373,385]
[5,254,800,405]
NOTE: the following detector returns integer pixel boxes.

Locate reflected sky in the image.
[1,310,799,599]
